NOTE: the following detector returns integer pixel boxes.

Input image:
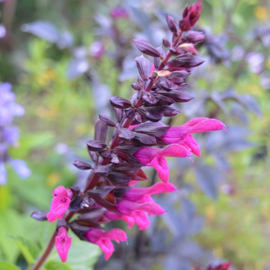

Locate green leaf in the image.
[45,261,73,270]
[7,235,39,265]
[0,260,20,270]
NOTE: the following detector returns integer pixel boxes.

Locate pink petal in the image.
[97,238,114,260]
[134,147,160,165]
[52,186,68,197]
[159,144,192,158]
[104,228,128,243]
[55,227,72,262]
[183,117,225,133]
[161,126,187,144]
[123,182,176,202]
[105,211,135,228]
[132,211,150,230]
[117,200,166,216]
[183,133,201,156]
[150,156,169,183]
[46,197,70,222]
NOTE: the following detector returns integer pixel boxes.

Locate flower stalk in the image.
[32,1,227,268]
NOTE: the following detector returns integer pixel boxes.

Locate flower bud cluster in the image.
[32,1,226,263]
[0,82,30,184]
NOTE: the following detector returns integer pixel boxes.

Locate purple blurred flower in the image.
[246,52,264,74]
[89,41,105,60]
[10,159,31,179]
[0,82,30,184]
[0,162,7,185]
[0,24,6,39]
[110,7,129,20]
[0,83,25,126]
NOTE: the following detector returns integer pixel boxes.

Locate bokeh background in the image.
[0,0,270,269]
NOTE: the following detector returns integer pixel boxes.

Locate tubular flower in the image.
[134,144,192,183]
[84,228,127,260]
[161,117,226,156]
[55,226,72,262]
[47,186,73,222]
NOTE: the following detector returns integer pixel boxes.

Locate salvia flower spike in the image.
[32,1,227,265]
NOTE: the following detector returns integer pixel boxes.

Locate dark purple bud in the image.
[86,140,107,151]
[69,222,92,241]
[132,122,169,137]
[133,39,161,57]
[131,83,141,91]
[99,114,116,127]
[167,70,190,83]
[73,160,92,170]
[94,120,108,142]
[110,96,131,109]
[118,128,136,141]
[166,15,177,34]
[163,106,181,117]
[167,54,204,70]
[153,94,176,105]
[163,39,171,48]
[133,133,157,146]
[31,211,48,221]
[179,0,203,31]
[182,31,205,44]
[158,90,194,103]
[135,55,152,81]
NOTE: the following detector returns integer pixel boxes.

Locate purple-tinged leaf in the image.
[114,145,141,163]
[133,39,161,57]
[153,94,176,105]
[163,39,171,48]
[99,149,112,159]
[99,114,116,127]
[157,90,194,103]
[94,165,111,176]
[87,186,115,199]
[131,83,141,91]
[132,122,170,137]
[182,31,205,44]
[118,128,136,141]
[108,171,131,185]
[31,211,48,221]
[135,55,152,81]
[114,107,123,123]
[125,108,135,118]
[166,15,177,33]
[167,70,190,83]
[133,133,157,146]
[73,160,92,170]
[86,140,107,152]
[143,92,159,104]
[167,54,204,70]
[110,96,131,109]
[94,120,108,142]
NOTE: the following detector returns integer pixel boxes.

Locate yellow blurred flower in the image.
[254,6,268,20]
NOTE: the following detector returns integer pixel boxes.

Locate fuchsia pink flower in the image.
[105,183,177,230]
[84,228,127,260]
[135,118,225,183]
[47,186,73,222]
[134,144,191,183]
[55,226,72,262]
